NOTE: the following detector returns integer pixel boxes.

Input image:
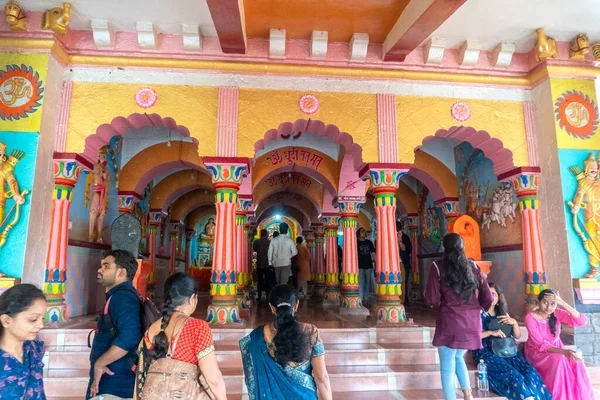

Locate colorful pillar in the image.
[338,197,369,315]
[499,167,546,307]
[304,230,315,293]
[313,224,326,296]
[435,197,460,231]
[236,196,252,310]
[361,164,409,324]
[322,214,341,305]
[147,210,165,284]
[169,221,182,274]
[203,157,248,325]
[185,229,195,273]
[44,155,90,324]
[407,213,421,302]
[117,191,139,214]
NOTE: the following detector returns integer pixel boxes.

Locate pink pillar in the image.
[169,221,182,274]
[435,198,460,232]
[361,164,409,324]
[407,213,421,302]
[313,224,326,296]
[499,168,546,307]
[338,198,369,315]
[204,158,248,325]
[44,155,90,324]
[117,191,140,214]
[236,197,252,309]
[322,214,341,305]
[185,229,195,273]
[147,210,164,284]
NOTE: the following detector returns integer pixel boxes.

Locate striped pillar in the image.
[117,191,140,214]
[304,230,315,295]
[499,168,545,307]
[216,87,240,157]
[44,157,87,324]
[147,210,165,284]
[204,158,248,325]
[376,94,399,163]
[235,197,252,310]
[322,214,341,305]
[313,224,326,296]
[185,229,195,273]
[338,198,370,315]
[365,165,409,324]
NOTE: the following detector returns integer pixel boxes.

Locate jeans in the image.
[359,268,373,302]
[256,268,271,299]
[274,265,291,285]
[438,346,471,400]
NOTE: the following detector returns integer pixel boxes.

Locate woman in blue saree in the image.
[240,284,332,400]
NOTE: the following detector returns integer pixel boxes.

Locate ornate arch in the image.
[150,169,213,211]
[185,205,217,231]
[419,126,515,176]
[255,119,365,170]
[253,172,324,211]
[82,113,195,164]
[170,190,215,221]
[256,206,311,230]
[120,141,206,195]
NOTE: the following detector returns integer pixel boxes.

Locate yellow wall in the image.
[66,83,218,155]
[237,89,378,162]
[396,96,528,167]
[550,78,600,149]
[0,53,49,132]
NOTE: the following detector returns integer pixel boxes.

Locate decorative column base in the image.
[315,274,326,296]
[524,271,548,313]
[208,270,244,325]
[236,272,253,312]
[340,273,369,315]
[44,283,66,324]
[323,289,341,305]
[374,275,407,325]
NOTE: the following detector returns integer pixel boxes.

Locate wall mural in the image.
[455,142,522,248]
[0,133,37,279]
[559,150,600,280]
[417,182,445,254]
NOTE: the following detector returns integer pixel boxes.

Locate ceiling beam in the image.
[383,0,466,62]
[206,0,247,54]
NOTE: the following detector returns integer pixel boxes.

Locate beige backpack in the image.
[139,318,215,400]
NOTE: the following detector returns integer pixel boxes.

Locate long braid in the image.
[548,312,558,336]
[153,298,175,359]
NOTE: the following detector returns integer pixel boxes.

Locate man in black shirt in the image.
[357,227,375,308]
[396,220,413,304]
[253,229,271,301]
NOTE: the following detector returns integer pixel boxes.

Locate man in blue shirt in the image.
[87,250,141,399]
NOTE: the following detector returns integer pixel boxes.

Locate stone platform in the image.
[39,295,600,399]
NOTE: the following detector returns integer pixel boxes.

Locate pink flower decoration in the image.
[135,88,158,109]
[299,94,320,115]
[451,102,471,122]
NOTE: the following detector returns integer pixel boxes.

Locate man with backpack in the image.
[87,250,144,400]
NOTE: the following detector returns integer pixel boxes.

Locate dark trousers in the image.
[257,268,272,300]
[289,266,299,289]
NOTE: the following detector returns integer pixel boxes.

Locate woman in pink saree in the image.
[524,289,593,400]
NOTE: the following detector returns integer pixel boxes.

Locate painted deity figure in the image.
[0,142,25,224]
[85,147,110,243]
[204,217,216,239]
[569,153,600,278]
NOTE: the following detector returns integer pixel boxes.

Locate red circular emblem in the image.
[555,90,599,139]
[0,64,44,121]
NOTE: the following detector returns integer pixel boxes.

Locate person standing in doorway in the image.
[424,233,493,400]
[253,229,271,301]
[396,220,412,304]
[268,223,298,285]
[88,250,142,400]
[295,236,312,298]
[357,227,375,308]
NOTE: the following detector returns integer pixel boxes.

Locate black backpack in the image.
[88,285,160,368]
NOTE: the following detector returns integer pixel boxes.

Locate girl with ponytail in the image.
[240,284,332,400]
[524,289,593,399]
[0,284,47,399]
[134,273,226,400]
[424,233,493,400]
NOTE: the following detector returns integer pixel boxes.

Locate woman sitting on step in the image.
[473,283,551,400]
[240,284,332,400]
[525,288,593,400]
[0,284,47,400]
[425,233,493,400]
[134,273,227,400]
